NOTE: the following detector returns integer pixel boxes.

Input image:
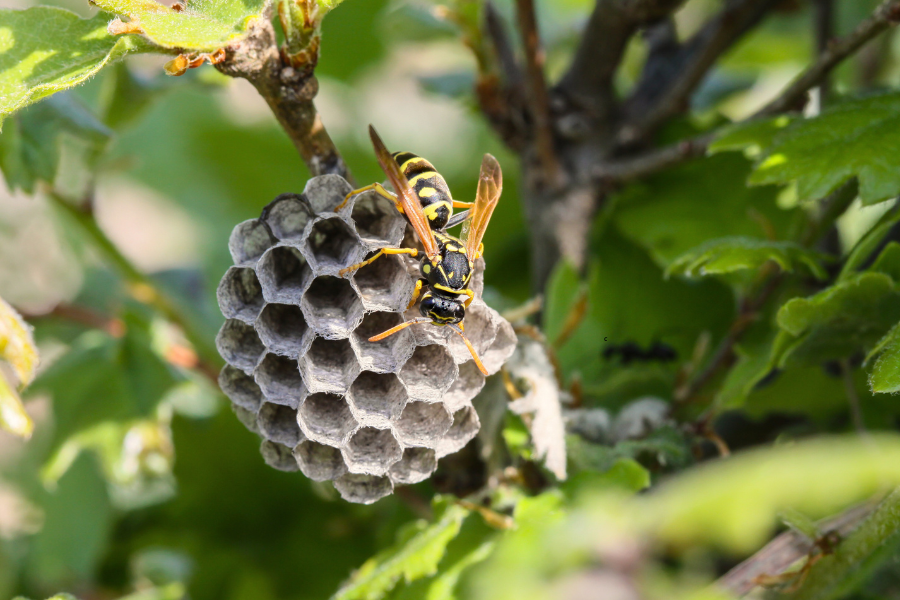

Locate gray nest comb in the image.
[215,175,516,504]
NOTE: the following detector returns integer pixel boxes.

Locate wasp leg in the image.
[461,288,475,309]
[407,278,425,310]
[452,200,474,209]
[339,247,418,277]
[475,243,484,260]
[334,182,400,212]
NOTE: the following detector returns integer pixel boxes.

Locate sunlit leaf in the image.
[709,115,795,158]
[333,500,470,600]
[748,94,900,205]
[97,0,269,51]
[0,7,152,125]
[666,236,827,280]
[0,296,38,387]
[0,372,32,439]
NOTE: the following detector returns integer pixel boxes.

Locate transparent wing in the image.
[463,153,502,258]
[368,125,439,260]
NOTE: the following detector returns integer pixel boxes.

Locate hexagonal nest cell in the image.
[298,392,358,446]
[256,303,311,358]
[302,276,365,338]
[217,319,265,374]
[399,345,457,402]
[216,175,519,503]
[390,447,437,485]
[350,191,406,250]
[348,371,407,427]
[257,245,312,304]
[229,219,275,266]
[343,426,403,476]
[258,402,303,447]
[294,440,348,482]
[299,337,360,395]
[254,353,307,409]
[217,266,264,323]
[305,217,364,273]
[263,193,314,241]
[351,311,416,373]
[353,253,414,312]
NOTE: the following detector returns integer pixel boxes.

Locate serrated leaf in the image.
[774,273,900,367]
[0,93,111,194]
[97,0,269,51]
[665,236,827,280]
[868,322,900,394]
[748,93,900,205]
[0,296,38,386]
[333,502,469,600]
[0,7,151,125]
[709,115,795,158]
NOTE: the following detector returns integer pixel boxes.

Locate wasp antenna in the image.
[450,325,488,376]
[368,318,431,342]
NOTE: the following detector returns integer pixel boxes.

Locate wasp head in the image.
[420,292,465,325]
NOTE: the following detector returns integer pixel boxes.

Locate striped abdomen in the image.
[392,151,453,230]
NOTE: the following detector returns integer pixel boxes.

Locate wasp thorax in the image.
[215,175,516,504]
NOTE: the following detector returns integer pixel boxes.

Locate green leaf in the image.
[713,339,776,410]
[0,93,111,194]
[749,93,900,205]
[665,236,827,280]
[30,315,180,452]
[0,7,151,125]
[333,500,470,600]
[614,152,791,268]
[639,435,900,553]
[774,273,900,366]
[708,115,795,158]
[869,242,900,283]
[27,455,113,587]
[97,0,269,51]
[868,322,900,394]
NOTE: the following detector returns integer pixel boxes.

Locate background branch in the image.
[623,0,780,144]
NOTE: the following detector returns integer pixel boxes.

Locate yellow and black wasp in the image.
[334,142,475,230]
[338,125,502,376]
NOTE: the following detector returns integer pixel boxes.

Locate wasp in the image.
[339,126,502,376]
[334,146,474,231]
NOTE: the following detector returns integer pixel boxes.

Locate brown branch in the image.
[593,0,900,184]
[717,502,875,596]
[758,0,900,117]
[593,133,714,183]
[515,0,561,185]
[812,0,836,106]
[623,0,780,144]
[554,0,686,118]
[216,17,351,182]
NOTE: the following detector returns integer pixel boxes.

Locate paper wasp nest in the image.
[215,175,516,504]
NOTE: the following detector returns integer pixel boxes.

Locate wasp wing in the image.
[368,125,439,260]
[463,153,502,259]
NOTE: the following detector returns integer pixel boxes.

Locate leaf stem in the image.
[47,190,222,374]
